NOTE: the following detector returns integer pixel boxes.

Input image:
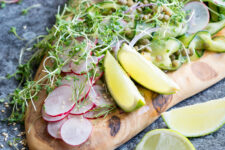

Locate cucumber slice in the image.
[149,38,183,71]
[87,1,120,17]
[135,21,155,39]
[219,5,225,15]
[209,2,219,22]
[194,31,225,52]
[205,19,225,35]
[153,23,188,39]
[207,36,225,52]
[178,33,195,47]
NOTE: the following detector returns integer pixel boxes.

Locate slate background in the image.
[0,0,224,149]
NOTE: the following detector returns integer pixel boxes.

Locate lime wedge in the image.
[136,129,195,150]
[104,51,145,112]
[118,43,179,94]
[162,98,225,137]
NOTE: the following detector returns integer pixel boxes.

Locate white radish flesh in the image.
[47,118,67,139]
[61,75,93,101]
[61,62,72,73]
[184,1,209,34]
[92,66,104,84]
[60,117,92,146]
[70,99,95,115]
[83,107,109,119]
[71,56,98,75]
[89,85,115,107]
[44,85,75,117]
[213,0,225,7]
[42,108,68,122]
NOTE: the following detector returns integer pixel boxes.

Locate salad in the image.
[8,0,225,147]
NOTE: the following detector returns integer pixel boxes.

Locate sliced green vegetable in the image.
[135,21,155,39]
[209,2,219,22]
[148,38,184,71]
[184,31,225,53]
[187,32,206,60]
[178,31,207,61]
[219,6,225,17]
[205,19,225,35]
[87,1,120,17]
[204,36,225,52]
[178,33,195,48]
[153,23,187,39]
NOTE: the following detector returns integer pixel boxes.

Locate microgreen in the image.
[1,2,5,8]
[6,0,188,122]
[21,4,41,15]
[9,27,24,40]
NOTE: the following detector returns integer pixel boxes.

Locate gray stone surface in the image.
[0,0,224,150]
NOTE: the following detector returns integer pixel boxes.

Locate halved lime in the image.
[104,51,145,112]
[117,43,180,94]
[162,98,225,137]
[136,129,195,150]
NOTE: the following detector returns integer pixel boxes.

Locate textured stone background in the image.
[0,0,224,149]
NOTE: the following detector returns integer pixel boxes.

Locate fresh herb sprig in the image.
[9,27,24,41]
[21,4,41,15]
[7,0,187,122]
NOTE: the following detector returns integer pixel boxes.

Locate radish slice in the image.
[47,118,68,139]
[44,85,75,117]
[92,66,104,84]
[89,85,115,107]
[61,75,93,101]
[61,62,72,73]
[60,117,92,146]
[83,110,102,119]
[213,0,225,7]
[71,56,98,75]
[67,114,83,119]
[70,99,95,115]
[83,107,109,119]
[184,1,209,34]
[42,108,68,122]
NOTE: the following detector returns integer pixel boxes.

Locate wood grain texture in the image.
[25,27,225,150]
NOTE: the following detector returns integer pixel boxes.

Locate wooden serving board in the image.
[25,25,225,149]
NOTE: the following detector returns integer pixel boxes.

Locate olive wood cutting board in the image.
[25,25,225,150]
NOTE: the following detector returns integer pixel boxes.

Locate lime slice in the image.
[104,51,145,112]
[136,129,195,150]
[117,43,179,94]
[162,98,225,137]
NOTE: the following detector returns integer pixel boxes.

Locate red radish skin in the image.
[47,118,68,139]
[44,85,75,117]
[93,71,104,84]
[42,108,68,122]
[92,65,104,84]
[60,117,92,146]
